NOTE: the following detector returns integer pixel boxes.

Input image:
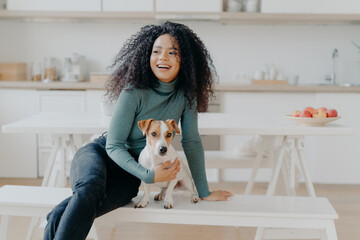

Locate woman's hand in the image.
[154,158,181,183]
[201,190,233,201]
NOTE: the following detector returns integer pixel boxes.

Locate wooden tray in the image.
[0,63,27,81]
[252,79,288,85]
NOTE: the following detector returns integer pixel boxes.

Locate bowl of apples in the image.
[285,107,340,126]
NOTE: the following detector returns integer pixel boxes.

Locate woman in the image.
[44,21,232,240]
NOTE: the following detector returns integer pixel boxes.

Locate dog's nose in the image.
[160,146,167,155]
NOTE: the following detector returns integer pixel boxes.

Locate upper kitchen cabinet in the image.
[1,0,360,24]
[6,0,101,11]
[103,0,154,12]
[156,0,222,12]
[261,0,360,14]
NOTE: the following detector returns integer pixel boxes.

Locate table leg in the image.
[288,139,297,196]
[258,136,318,239]
[294,137,316,197]
[25,217,38,240]
[0,215,11,240]
[266,136,287,196]
[280,152,292,196]
[321,221,338,240]
[244,138,265,195]
[41,137,60,187]
[42,134,70,188]
[58,136,68,188]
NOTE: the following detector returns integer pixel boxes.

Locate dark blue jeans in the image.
[44,135,141,240]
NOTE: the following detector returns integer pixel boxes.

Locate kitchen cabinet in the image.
[156,0,222,13]
[1,8,360,24]
[220,92,360,184]
[262,0,360,14]
[86,90,106,114]
[312,93,360,184]
[0,89,38,178]
[103,0,154,12]
[6,0,101,11]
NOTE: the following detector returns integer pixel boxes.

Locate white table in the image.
[2,112,353,196]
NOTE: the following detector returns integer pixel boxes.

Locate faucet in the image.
[331,48,339,85]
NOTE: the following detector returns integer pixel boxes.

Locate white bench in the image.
[0,185,338,240]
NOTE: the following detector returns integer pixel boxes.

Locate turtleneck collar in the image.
[154,77,178,94]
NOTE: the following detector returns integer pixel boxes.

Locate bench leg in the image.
[321,221,338,240]
[0,216,11,240]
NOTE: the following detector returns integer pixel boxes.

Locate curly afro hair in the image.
[105,21,217,112]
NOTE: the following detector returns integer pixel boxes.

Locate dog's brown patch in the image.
[146,121,163,148]
[165,119,180,134]
[138,119,180,150]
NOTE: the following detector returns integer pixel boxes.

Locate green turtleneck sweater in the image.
[105,79,210,198]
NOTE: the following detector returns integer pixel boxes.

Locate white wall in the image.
[1,20,360,85]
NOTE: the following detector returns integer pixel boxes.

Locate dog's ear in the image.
[166,119,180,134]
[138,119,154,135]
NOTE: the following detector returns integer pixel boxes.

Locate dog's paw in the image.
[164,201,173,209]
[191,195,200,204]
[135,201,149,208]
[154,193,165,201]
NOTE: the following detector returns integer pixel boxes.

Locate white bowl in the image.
[284,115,341,126]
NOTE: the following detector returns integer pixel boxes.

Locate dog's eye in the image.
[166,133,172,138]
[151,132,157,137]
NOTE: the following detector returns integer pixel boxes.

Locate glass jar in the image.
[31,62,42,82]
[43,57,57,83]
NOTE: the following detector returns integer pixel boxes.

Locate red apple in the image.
[313,109,327,118]
[304,107,315,115]
[292,110,301,117]
[326,109,338,118]
[299,110,312,118]
[316,107,327,112]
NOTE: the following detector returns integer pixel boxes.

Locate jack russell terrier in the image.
[135,118,200,209]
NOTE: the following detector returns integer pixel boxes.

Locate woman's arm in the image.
[180,102,211,198]
[181,102,233,200]
[106,89,155,183]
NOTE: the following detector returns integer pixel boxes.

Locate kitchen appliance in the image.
[62,53,86,82]
[226,0,242,12]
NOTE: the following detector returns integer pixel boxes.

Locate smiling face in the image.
[150,34,181,83]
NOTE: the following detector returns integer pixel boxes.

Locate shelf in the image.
[1,10,360,24]
[220,12,360,24]
[0,10,156,22]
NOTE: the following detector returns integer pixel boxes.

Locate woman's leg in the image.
[44,136,140,240]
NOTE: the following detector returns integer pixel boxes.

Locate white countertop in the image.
[1,81,360,92]
[2,112,353,136]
